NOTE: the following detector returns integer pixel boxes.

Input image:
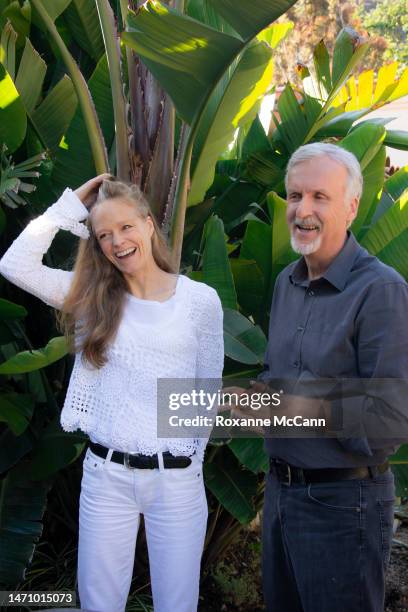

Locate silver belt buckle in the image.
[124,452,138,469]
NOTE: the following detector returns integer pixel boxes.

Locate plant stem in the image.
[169,126,193,269]
[30,0,108,175]
[96,0,130,180]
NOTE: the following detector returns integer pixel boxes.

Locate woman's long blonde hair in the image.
[58,179,175,368]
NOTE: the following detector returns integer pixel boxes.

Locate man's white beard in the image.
[290,232,322,255]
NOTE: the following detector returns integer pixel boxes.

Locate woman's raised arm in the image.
[0,174,110,310]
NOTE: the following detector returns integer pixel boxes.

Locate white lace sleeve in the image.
[195,286,224,380]
[194,285,224,458]
[0,188,89,310]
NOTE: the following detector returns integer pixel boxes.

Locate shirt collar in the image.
[289,232,361,291]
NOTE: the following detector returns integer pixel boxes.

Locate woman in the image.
[0,175,224,612]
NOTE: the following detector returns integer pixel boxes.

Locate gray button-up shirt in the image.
[261,232,408,468]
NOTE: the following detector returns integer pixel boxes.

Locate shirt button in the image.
[297,326,304,332]
[293,361,299,367]
[308,290,314,296]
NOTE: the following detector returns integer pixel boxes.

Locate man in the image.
[248,143,408,612]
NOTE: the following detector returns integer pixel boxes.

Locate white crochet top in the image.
[0,189,224,460]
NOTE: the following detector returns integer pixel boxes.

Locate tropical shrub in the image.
[0,0,407,588]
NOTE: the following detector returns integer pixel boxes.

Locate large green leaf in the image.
[240,217,276,318]
[186,0,238,35]
[0,466,51,586]
[188,40,273,205]
[30,0,108,176]
[0,393,34,435]
[31,75,77,153]
[0,62,26,153]
[52,53,114,189]
[314,109,368,139]
[352,146,386,239]
[361,191,408,277]
[383,130,408,151]
[206,0,295,41]
[230,259,264,316]
[313,39,331,99]
[339,122,385,171]
[275,83,308,153]
[384,166,408,203]
[291,29,369,145]
[0,19,17,76]
[228,437,268,473]
[329,28,369,108]
[63,0,105,62]
[374,166,408,223]
[240,219,271,285]
[0,299,27,320]
[186,22,291,205]
[14,38,46,114]
[29,417,86,480]
[332,62,408,112]
[204,446,258,523]
[389,67,408,102]
[202,215,237,309]
[241,114,272,161]
[123,0,296,264]
[361,190,408,254]
[1,1,31,48]
[123,0,296,127]
[31,0,72,25]
[0,336,68,374]
[124,2,243,125]
[245,149,285,187]
[213,180,264,231]
[5,32,77,155]
[223,308,267,364]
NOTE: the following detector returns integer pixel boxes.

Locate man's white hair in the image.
[285,143,363,203]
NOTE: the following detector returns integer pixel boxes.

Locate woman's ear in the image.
[147,215,155,239]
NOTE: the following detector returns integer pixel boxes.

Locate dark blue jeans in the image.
[262,469,395,612]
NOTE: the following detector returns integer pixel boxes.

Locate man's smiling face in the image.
[286,155,358,265]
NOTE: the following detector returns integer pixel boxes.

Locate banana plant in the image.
[0,0,298,585]
[1,1,408,585]
[189,29,408,557]
[24,0,296,267]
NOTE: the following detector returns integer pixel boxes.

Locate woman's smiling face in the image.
[91,197,155,276]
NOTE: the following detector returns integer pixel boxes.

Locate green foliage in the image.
[0,146,45,209]
[0,0,408,588]
[0,336,68,374]
[359,0,408,65]
[0,467,52,586]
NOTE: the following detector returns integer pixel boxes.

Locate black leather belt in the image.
[89,442,193,469]
[270,458,390,486]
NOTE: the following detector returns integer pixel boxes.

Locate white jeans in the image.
[78,448,208,612]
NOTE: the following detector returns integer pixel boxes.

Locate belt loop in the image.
[105,448,114,466]
[157,451,165,472]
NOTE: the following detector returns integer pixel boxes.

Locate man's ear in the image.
[348,196,359,226]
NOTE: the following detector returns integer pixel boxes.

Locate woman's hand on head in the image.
[74,174,113,209]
